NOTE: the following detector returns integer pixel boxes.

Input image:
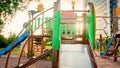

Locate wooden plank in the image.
[16,49,52,68]
[61,34,83,39]
[61,40,84,44]
[61,20,82,23]
[86,40,98,68]
[61,10,89,12]
[32,35,52,38]
[96,16,120,18]
[52,49,59,68]
[61,16,81,19]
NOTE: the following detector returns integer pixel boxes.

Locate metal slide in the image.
[0,31,28,56]
[59,44,94,68]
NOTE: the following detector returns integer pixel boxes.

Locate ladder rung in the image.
[61,16,81,19]
[61,20,81,23]
[61,34,83,39]
[61,40,83,44]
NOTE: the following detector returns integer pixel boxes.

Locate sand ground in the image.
[0,54,120,68]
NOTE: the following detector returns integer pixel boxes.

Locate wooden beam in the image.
[61,20,82,23]
[16,49,52,68]
[61,40,84,44]
[96,16,120,18]
[61,10,89,12]
[61,34,83,39]
[52,49,59,68]
[61,16,82,19]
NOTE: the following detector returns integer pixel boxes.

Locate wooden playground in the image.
[0,0,120,68]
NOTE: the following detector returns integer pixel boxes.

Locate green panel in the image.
[50,19,53,29]
[64,24,67,34]
[26,24,32,31]
[32,20,36,30]
[89,12,95,48]
[42,18,44,30]
[86,15,90,39]
[52,10,61,50]
[60,24,62,34]
[45,17,49,28]
[38,17,41,26]
[73,24,76,35]
[32,22,34,30]
[42,18,44,23]
[87,3,96,49]
[70,24,74,35]
[34,19,37,30]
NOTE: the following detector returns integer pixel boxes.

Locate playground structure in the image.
[99,19,120,61]
[0,0,120,68]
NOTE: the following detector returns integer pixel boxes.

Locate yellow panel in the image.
[116,7,120,16]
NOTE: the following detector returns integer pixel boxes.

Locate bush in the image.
[0,35,8,48]
[7,34,16,43]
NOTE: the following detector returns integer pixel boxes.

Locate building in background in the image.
[93,0,110,37]
[84,0,120,37]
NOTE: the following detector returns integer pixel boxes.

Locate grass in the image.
[0,48,4,50]
[11,47,20,55]
[0,47,20,55]
[0,45,52,55]
[46,46,52,49]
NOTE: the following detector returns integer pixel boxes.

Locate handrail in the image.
[18,18,53,65]
[16,49,52,68]
[86,40,98,68]
[5,7,54,68]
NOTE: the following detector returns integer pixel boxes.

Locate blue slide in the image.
[0,31,28,56]
[100,36,114,56]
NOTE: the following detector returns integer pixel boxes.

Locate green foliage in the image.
[0,0,19,15]
[7,34,16,43]
[0,35,8,48]
[46,38,52,46]
[0,33,16,48]
[0,0,21,33]
[0,20,4,32]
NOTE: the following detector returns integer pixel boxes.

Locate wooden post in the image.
[82,13,86,44]
[41,37,46,54]
[99,34,103,52]
[114,36,117,62]
[52,0,60,68]
[113,8,117,62]
[52,49,59,68]
[86,40,98,68]
[27,11,35,58]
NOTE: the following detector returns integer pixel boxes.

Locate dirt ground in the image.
[0,55,52,68]
[0,54,120,68]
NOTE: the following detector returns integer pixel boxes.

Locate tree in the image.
[7,33,16,43]
[0,0,21,33]
[0,35,8,48]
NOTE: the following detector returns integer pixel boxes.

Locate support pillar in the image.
[52,49,59,68]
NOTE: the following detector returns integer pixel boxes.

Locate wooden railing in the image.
[5,7,54,68]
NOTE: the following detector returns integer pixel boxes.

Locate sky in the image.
[1,0,84,38]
